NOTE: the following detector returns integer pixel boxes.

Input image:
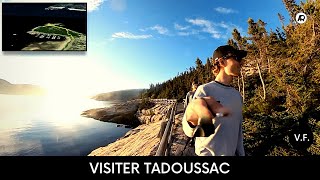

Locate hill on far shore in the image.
[0,79,46,95]
[92,89,144,101]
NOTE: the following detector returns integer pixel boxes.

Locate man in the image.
[182,45,247,156]
[184,81,198,110]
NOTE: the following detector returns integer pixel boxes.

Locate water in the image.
[0,94,130,156]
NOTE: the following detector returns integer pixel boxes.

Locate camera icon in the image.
[296,12,307,24]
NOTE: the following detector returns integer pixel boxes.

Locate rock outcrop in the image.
[89,121,162,156]
[136,101,172,124]
[81,100,141,127]
[88,99,174,156]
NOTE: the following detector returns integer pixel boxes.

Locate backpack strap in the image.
[180,136,196,156]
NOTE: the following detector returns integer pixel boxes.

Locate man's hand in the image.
[185,96,229,126]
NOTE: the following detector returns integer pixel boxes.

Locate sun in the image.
[40,59,112,98]
[39,58,145,99]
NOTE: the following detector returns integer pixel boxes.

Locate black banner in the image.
[0,156,318,178]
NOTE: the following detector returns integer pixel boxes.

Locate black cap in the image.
[212,45,247,62]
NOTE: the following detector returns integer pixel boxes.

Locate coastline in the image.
[87,99,175,156]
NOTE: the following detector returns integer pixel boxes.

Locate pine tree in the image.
[282,0,300,22]
[204,58,213,83]
[247,18,267,100]
[227,38,238,49]
[230,28,248,101]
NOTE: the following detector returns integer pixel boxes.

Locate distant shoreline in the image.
[0,79,46,95]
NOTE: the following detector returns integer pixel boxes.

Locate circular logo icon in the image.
[296,12,307,24]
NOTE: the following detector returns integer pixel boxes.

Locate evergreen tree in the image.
[282,0,300,22]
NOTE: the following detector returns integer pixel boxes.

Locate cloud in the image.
[215,22,245,36]
[186,18,211,27]
[140,25,169,35]
[151,25,169,35]
[4,0,105,12]
[174,23,190,31]
[214,7,238,14]
[177,29,199,36]
[217,22,230,29]
[111,32,152,39]
[150,25,169,35]
[179,18,243,39]
[177,32,191,36]
[186,18,222,39]
[174,23,196,37]
[87,0,105,12]
[109,0,126,12]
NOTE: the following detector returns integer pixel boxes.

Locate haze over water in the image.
[0,94,130,156]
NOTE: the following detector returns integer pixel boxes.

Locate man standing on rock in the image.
[182,45,247,156]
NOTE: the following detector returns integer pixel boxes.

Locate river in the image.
[0,94,130,156]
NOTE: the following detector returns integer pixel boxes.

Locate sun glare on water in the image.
[36,60,113,127]
[41,94,91,127]
[1,56,144,128]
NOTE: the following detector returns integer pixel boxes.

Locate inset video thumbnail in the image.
[2,3,87,51]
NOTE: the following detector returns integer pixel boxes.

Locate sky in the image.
[0,0,295,97]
